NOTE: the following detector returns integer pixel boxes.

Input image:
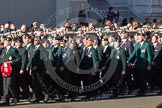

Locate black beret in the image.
[38,28,44,31]
[102,38,108,41]
[42,39,50,43]
[114,36,121,42]
[76,36,83,39]
[110,35,116,38]
[70,40,77,45]
[24,33,32,39]
[87,37,94,42]
[34,36,41,40]
[15,37,23,43]
[12,37,16,41]
[54,36,63,41]
[136,33,145,37]
[4,37,12,41]
[121,30,127,34]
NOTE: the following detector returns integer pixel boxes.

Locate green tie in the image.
[4,48,7,54]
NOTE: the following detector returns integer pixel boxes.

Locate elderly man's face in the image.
[152,36,158,43]
[102,40,108,46]
[138,35,144,42]
[34,38,40,45]
[52,39,59,45]
[60,42,66,48]
[4,40,11,47]
[108,37,114,43]
[24,37,31,45]
[70,43,75,49]
[114,41,120,48]
[86,40,93,47]
[42,42,49,48]
[93,40,98,46]
[33,22,38,28]
[15,42,22,49]
[120,33,127,39]
[21,25,27,32]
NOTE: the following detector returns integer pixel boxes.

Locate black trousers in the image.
[151,66,161,86]
[32,72,48,100]
[26,71,33,90]
[120,67,134,91]
[0,74,3,96]
[18,72,30,99]
[3,75,16,101]
[152,66,162,90]
[135,68,147,93]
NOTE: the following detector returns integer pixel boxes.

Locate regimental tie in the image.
[83,47,88,55]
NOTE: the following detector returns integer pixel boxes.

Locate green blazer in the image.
[66,47,80,66]
[0,46,21,67]
[24,43,35,69]
[128,41,152,69]
[98,45,112,68]
[152,43,162,69]
[51,45,61,68]
[79,46,99,71]
[95,45,102,62]
[17,47,28,71]
[106,47,126,71]
[152,43,162,60]
[29,45,47,77]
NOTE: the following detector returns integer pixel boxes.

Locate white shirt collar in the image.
[116,47,120,51]
[35,44,40,49]
[6,45,11,53]
[104,45,108,48]
[153,43,157,46]
[140,41,144,46]
[78,43,82,47]
[103,45,108,52]
[93,45,98,49]
[54,45,58,48]
[110,42,114,46]
[122,39,127,42]
[6,45,11,50]
[87,46,92,50]
[26,43,31,48]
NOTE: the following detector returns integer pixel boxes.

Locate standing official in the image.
[78,37,99,99]
[128,33,152,95]
[23,34,35,93]
[29,36,49,103]
[151,34,162,93]
[119,30,134,93]
[98,37,112,93]
[15,37,29,100]
[105,37,127,98]
[51,37,61,71]
[0,37,21,106]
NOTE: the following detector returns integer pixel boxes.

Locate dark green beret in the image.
[15,37,23,43]
[4,37,12,41]
[114,36,121,42]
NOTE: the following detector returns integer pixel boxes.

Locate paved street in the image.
[1,96,162,108]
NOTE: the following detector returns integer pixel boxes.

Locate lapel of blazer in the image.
[141,41,146,49]
[4,46,12,60]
